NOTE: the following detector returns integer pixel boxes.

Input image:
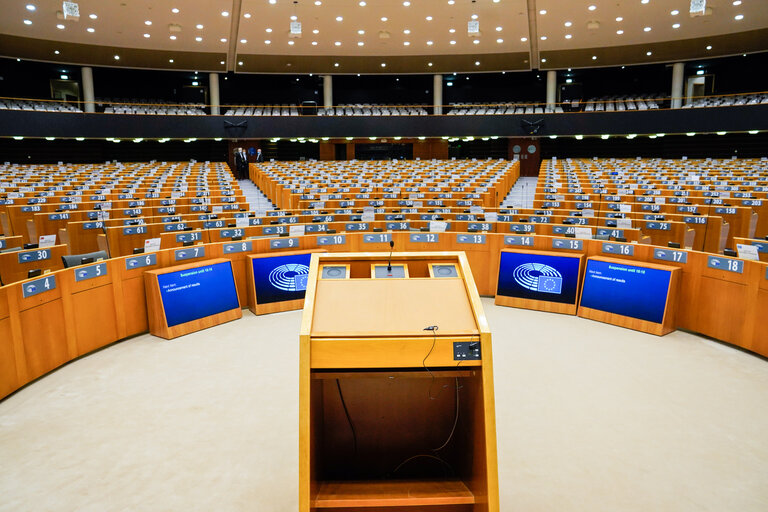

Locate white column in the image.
[209,72,220,115]
[433,74,443,115]
[323,75,333,109]
[546,70,556,110]
[671,62,685,109]
[81,66,95,113]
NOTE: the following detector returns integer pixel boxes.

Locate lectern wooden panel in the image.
[300,252,499,512]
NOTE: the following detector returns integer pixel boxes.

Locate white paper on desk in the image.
[736,244,760,261]
[619,204,632,213]
[574,227,593,239]
[413,201,423,208]
[429,220,447,232]
[469,206,484,214]
[485,212,498,222]
[361,212,375,222]
[289,224,305,237]
[144,238,161,253]
[617,218,633,229]
[236,217,249,228]
[212,205,223,213]
[38,235,57,248]
[654,196,666,204]
[582,209,595,218]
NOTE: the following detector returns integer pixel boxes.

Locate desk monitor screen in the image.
[251,252,311,304]
[157,261,240,327]
[497,251,581,305]
[580,259,671,324]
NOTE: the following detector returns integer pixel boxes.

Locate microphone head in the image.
[389,240,394,248]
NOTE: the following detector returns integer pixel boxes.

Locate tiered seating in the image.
[583,94,665,112]
[446,102,565,114]
[99,98,206,115]
[318,104,429,116]
[0,98,81,112]
[0,161,247,283]
[531,158,768,252]
[682,92,768,108]
[224,104,301,116]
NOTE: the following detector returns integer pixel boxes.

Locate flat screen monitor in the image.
[579,259,672,324]
[251,252,312,305]
[496,251,581,305]
[157,261,240,327]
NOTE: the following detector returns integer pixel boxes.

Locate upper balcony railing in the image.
[1,92,767,117]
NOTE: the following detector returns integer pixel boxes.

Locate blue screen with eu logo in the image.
[158,261,240,327]
[251,252,312,305]
[496,251,581,305]
[579,259,671,323]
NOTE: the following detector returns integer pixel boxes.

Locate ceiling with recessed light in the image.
[0,0,766,73]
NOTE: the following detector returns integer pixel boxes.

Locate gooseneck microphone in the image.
[387,240,395,271]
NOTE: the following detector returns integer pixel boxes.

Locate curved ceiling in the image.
[1,0,767,74]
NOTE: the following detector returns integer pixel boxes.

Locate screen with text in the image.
[580,259,671,323]
[158,261,240,327]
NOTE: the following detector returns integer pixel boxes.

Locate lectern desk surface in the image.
[310,277,478,337]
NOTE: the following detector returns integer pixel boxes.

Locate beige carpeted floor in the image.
[1,298,767,512]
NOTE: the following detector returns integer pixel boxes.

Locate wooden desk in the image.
[300,252,499,512]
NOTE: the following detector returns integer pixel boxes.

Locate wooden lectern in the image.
[299,252,499,512]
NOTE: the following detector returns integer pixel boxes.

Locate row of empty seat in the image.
[0,98,81,112]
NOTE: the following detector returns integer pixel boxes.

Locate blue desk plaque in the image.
[270,238,299,249]
[223,241,252,254]
[707,256,743,273]
[75,263,107,281]
[175,246,206,261]
[602,242,634,256]
[317,235,346,246]
[653,248,688,264]
[457,234,486,244]
[18,248,52,263]
[410,233,439,243]
[175,232,202,243]
[552,238,583,250]
[364,233,392,243]
[504,235,534,246]
[125,253,157,269]
[22,275,56,298]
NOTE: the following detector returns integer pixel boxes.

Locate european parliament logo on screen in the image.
[268,263,310,292]
[252,253,313,304]
[497,251,580,304]
[513,262,563,294]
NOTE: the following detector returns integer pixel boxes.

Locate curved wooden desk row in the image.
[2,231,767,401]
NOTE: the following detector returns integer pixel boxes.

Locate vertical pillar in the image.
[81,66,95,113]
[433,74,443,115]
[209,72,220,115]
[546,70,556,110]
[323,75,333,109]
[671,62,684,109]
